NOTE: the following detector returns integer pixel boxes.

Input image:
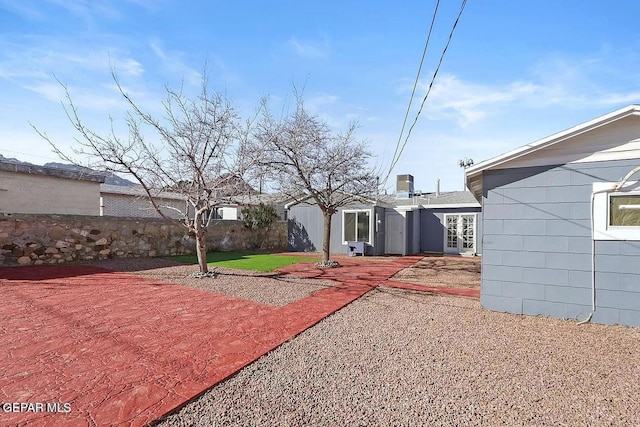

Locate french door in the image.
[444,214,476,255]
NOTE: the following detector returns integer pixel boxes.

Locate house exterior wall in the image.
[100,193,186,219]
[420,207,482,253]
[287,204,324,252]
[403,210,422,255]
[287,203,382,255]
[412,209,421,254]
[0,170,100,215]
[481,159,640,327]
[373,206,386,255]
[219,206,238,220]
[406,210,414,255]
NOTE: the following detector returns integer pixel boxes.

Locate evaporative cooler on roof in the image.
[396,174,414,199]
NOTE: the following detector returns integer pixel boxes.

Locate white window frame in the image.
[342,209,373,245]
[593,181,640,240]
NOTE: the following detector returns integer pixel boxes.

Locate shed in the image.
[466,104,640,327]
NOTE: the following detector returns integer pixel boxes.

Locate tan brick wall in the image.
[0,170,100,215]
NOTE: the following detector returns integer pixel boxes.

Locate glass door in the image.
[460,214,475,254]
[444,215,459,253]
[444,214,476,254]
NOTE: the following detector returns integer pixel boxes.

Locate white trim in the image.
[593,181,640,240]
[341,208,373,245]
[443,212,478,254]
[420,203,480,209]
[466,105,640,200]
[467,105,640,178]
[285,192,377,209]
[392,205,421,212]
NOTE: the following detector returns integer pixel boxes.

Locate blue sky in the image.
[1,1,640,193]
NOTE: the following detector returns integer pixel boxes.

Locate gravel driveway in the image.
[120,258,640,427]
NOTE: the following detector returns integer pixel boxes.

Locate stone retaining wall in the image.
[0,214,287,266]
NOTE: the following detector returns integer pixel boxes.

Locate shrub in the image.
[241,203,279,230]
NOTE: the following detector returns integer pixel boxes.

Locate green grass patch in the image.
[169,252,320,272]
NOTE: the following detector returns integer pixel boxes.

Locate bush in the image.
[241,203,279,230]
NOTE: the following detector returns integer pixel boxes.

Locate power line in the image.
[386,0,468,183]
[0,148,61,163]
[385,0,440,188]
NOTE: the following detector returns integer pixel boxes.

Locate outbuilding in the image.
[466,105,640,327]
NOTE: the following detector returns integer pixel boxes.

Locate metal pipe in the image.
[582,167,640,325]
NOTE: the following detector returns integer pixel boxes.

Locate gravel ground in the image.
[154,287,640,427]
[84,258,333,307]
[391,255,481,289]
[87,257,640,426]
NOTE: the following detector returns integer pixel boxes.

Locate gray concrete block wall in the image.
[288,203,380,255]
[481,159,640,327]
[419,207,482,253]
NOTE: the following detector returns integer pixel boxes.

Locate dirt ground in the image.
[390,255,481,289]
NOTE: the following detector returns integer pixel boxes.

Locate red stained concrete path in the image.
[0,255,475,426]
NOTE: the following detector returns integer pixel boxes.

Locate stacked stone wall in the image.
[0,214,287,266]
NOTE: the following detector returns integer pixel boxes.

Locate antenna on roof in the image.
[458,158,474,191]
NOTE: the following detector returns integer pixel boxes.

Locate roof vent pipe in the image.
[436,179,440,197]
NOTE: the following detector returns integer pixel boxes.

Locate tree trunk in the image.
[322,211,332,263]
[194,211,208,273]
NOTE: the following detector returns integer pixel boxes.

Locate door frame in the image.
[385,211,405,255]
[443,213,477,255]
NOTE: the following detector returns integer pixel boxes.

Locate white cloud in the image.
[149,39,202,86]
[0,0,44,19]
[410,74,538,127]
[287,36,329,59]
[0,37,144,81]
[405,54,640,129]
[305,93,339,111]
[24,81,128,112]
[23,82,67,103]
[45,0,121,22]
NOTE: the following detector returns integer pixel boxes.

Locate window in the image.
[593,181,640,240]
[609,195,640,226]
[343,210,371,244]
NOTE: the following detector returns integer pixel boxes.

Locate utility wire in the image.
[385,0,440,188]
[0,148,61,163]
[386,0,468,181]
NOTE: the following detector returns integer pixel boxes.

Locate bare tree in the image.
[256,95,377,265]
[33,71,260,274]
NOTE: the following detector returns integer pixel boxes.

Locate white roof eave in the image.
[465,104,640,200]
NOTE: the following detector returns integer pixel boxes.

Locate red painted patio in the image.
[0,255,474,426]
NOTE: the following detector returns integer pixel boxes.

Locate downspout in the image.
[580,167,640,325]
[579,190,604,325]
